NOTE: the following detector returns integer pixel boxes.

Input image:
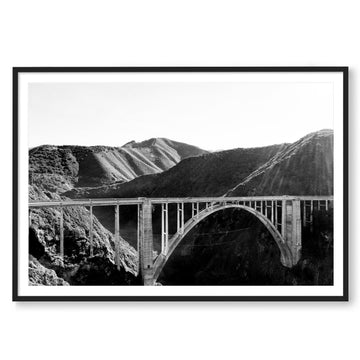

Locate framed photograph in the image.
[13,67,348,301]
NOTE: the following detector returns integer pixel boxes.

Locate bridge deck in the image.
[29,195,334,208]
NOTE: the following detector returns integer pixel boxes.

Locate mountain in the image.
[64,144,285,198]
[29,138,208,192]
[226,129,333,196]
[65,129,333,199]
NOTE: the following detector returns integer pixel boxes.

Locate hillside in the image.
[65,129,334,200]
[226,129,333,196]
[64,144,285,198]
[29,138,208,192]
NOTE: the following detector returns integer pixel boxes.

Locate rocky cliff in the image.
[29,185,138,285]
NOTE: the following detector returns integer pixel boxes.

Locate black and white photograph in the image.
[13,67,348,300]
[4,2,360,360]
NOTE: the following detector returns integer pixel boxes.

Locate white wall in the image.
[1,1,358,359]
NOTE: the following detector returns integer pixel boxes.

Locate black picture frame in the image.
[13,66,349,301]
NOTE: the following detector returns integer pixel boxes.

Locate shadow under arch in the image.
[153,204,294,283]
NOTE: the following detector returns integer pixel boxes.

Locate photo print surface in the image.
[13,68,348,300]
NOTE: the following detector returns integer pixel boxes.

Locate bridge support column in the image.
[192,202,199,218]
[140,199,155,285]
[137,204,141,275]
[177,202,184,234]
[59,206,64,261]
[89,205,94,257]
[114,204,121,270]
[161,203,168,255]
[281,199,302,267]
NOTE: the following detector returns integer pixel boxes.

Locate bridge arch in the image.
[153,203,293,282]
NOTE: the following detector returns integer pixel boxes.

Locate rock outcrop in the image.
[29,255,69,286]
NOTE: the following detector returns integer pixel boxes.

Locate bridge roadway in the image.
[29,195,333,285]
[29,195,332,207]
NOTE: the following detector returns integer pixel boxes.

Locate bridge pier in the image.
[281,199,302,267]
[114,204,121,270]
[139,199,155,285]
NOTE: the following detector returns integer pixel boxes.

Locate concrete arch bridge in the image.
[29,196,333,285]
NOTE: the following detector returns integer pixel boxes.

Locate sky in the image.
[28,81,334,151]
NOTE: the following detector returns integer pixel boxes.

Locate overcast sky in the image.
[28,81,333,151]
